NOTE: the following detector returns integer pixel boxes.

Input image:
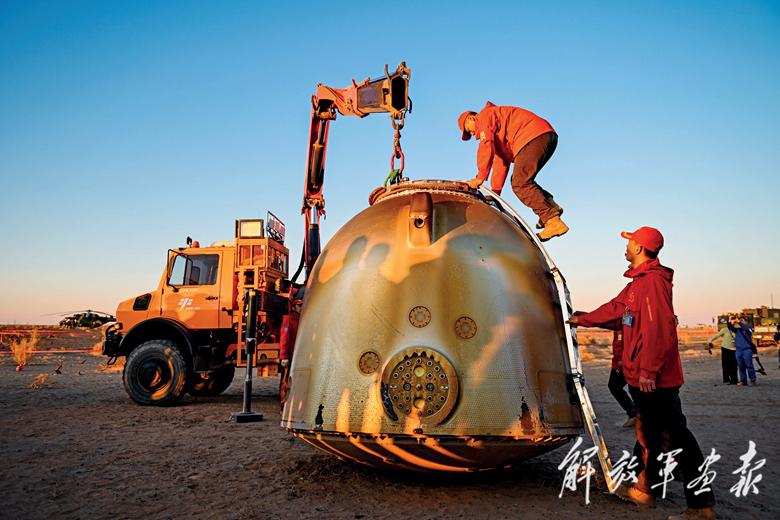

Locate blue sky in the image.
[1,0,778,325]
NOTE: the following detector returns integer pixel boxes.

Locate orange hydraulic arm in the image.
[294,62,412,282]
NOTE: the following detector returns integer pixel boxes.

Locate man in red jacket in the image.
[568,227,715,520]
[458,102,568,241]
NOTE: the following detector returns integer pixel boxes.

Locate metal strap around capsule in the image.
[479,186,616,492]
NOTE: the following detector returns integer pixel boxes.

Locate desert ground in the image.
[1,329,777,520]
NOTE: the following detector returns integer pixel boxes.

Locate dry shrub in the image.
[10,331,38,367]
[579,349,597,363]
[29,373,49,389]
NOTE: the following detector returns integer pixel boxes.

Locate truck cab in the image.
[104,214,292,405]
[115,245,235,333]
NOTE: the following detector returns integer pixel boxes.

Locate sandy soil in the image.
[1,342,778,519]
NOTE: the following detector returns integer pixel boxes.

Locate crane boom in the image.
[295,62,411,282]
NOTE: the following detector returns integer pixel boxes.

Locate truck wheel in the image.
[190,365,236,396]
[123,340,189,406]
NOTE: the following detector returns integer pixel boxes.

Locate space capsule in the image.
[281,180,589,472]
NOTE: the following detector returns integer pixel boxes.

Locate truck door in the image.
[162,252,222,329]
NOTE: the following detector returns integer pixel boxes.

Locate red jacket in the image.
[279,313,299,361]
[474,101,555,192]
[577,259,683,388]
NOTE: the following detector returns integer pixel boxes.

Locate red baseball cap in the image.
[621,226,664,253]
[458,110,476,141]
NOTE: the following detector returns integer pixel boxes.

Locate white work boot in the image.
[537,216,569,241]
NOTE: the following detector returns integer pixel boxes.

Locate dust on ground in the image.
[0,335,777,519]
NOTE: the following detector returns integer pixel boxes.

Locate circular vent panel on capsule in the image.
[380,347,459,424]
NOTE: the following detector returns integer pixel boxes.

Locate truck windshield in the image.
[169,254,219,286]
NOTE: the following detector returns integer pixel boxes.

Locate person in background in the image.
[774,324,780,369]
[728,315,756,386]
[607,328,638,427]
[709,319,737,385]
[279,295,303,405]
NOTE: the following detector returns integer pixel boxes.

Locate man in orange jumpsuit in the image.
[458,102,568,241]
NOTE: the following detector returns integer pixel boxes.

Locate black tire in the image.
[189,365,236,396]
[123,339,189,406]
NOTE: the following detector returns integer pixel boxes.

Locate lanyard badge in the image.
[622,307,634,327]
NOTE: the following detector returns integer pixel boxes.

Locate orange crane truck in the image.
[103,62,411,406]
[102,213,292,405]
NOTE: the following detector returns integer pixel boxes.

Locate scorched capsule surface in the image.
[281,180,583,472]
